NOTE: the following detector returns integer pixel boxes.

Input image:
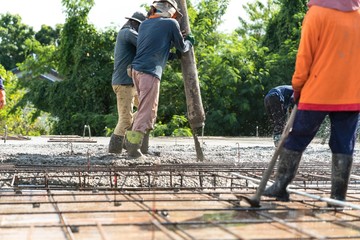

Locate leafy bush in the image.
[153,115,192,137]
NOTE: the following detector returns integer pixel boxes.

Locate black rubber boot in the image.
[108,134,124,154]
[125,131,145,159]
[140,131,150,154]
[263,148,302,201]
[330,153,353,201]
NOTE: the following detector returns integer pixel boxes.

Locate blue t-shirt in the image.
[266,85,294,111]
[132,17,192,80]
[112,26,138,85]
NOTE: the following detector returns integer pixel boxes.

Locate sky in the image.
[0,0,257,33]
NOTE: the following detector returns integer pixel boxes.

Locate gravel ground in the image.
[0,135,357,166]
[1,135,360,191]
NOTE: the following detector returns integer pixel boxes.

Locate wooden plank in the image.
[47,138,97,143]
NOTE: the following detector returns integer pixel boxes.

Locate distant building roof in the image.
[11,68,63,82]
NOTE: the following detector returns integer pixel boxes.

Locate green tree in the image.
[9,0,311,137]
[0,66,49,136]
[19,0,117,136]
[260,0,307,94]
[0,13,36,70]
[35,24,62,46]
[47,0,115,135]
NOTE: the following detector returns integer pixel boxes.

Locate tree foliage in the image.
[35,24,62,46]
[0,66,49,136]
[19,0,116,136]
[0,13,35,70]
[1,0,311,137]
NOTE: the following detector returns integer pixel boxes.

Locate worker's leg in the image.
[284,110,328,152]
[125,70,160,158]
[328,112,358,202]
[131,70,160,134]
[263,148,302,201]
[113,85,137,136]
[264,110,327,200]
[109,85,137,153]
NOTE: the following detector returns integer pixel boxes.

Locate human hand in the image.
[0,90,6,109]
[127,65,132,78]
[293,91,300,104]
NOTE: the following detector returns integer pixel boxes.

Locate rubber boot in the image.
[140,131,150,154]
[330,154,353,201]
[125,131,145,159]
[263,148,302,201]
[108,134,124,154]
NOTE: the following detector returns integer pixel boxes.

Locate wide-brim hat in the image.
[152,0,183,17]
[125,11,146,23]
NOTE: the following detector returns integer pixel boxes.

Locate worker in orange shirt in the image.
[263,0,360,205]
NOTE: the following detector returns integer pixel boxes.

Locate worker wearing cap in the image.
[0,75,6,109]
[125,0,193,159]
[108,11,147,154]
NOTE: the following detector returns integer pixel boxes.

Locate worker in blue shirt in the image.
[108,11,146,154]
[264,85,294,147]
[125,0,193,159]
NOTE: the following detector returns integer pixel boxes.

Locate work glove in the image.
[185,33,195,45]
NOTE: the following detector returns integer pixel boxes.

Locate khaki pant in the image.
[113,85,138,136]
[131,70,160,134]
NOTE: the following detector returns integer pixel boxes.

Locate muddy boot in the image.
[125,131,145,159]
[140,131,150,154]
[263,148,302,201]
[329,154,353,204]
[108,134,124,154]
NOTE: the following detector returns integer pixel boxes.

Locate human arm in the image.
[0,89,5,109]
[170,19,192,53]
[0,75,4,107]
[0,76,5,109]
[291,8,319,100]
[126,28,139,47]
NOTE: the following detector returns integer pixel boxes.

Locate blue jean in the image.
[284,110,359,155]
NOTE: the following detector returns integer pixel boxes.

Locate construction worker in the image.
[0,75,6,109]
[108,11,146,154]
[264,85,294,147]
[125,0,193,159]
[263,0,360,205]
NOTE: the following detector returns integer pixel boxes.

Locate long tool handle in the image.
[251,104,298,204]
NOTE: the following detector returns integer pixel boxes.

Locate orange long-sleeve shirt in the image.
[292,6,360,111]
